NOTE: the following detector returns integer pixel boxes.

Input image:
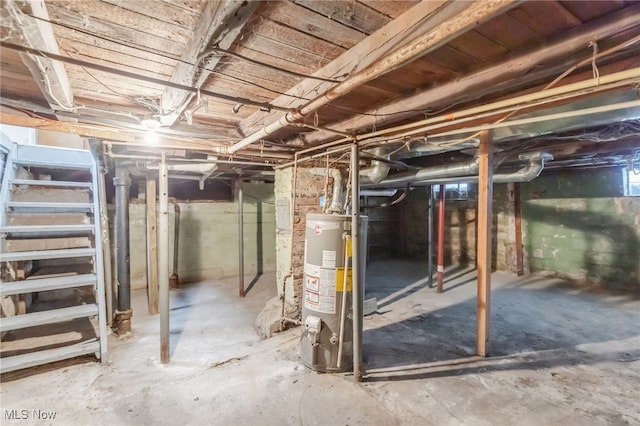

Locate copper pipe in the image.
[437,185,445,293]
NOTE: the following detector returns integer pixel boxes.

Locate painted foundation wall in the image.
[110,182,276,290]
[390,167,639,290]
[388,184,516,272]
[522,168,640,290]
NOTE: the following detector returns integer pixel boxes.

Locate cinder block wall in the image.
[389,185,516,272]
[522,168,640,290]
[111,182,276,290]
[391,167,640,290]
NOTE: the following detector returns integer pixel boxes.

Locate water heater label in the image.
[322,250,336,268]
[304,264,337,314]
[304,263,321,277]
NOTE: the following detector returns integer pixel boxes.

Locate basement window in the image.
[623,166,640,196]
[434,183,469,200]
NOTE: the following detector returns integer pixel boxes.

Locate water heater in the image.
[300,213,367,372]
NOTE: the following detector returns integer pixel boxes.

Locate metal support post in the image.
[237,177,245,297]
[351,142,363,382]
[437,184,445,293]
[159,153,170,363]
[427,186,434,288]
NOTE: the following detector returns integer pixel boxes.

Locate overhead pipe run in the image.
[278,67,640,170]
[304,3,640,143]
[166,158,218,190]
[410,152,554,187]
[365,152,552,189]
[359,148,391,184]
[227,0,515,154]
[367,157,480,189]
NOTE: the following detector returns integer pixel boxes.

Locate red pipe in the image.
[437,185,445,293]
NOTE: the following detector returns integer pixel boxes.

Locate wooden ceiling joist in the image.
[302,3,640,146]
[238,0,450,137]
[230,0,517,153]
[4,0,73,113]
[159,0,259,126]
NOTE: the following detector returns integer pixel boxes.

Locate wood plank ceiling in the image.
[1,0,639,169]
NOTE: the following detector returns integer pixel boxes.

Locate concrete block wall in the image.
[111,182,276,290]
[521,168,640,290]
[363,200,394,261]
[390,184,516,272]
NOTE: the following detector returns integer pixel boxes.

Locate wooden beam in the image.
[238,0,454,136]
[230,0,515,153]
[159,0,259,126]
[0,111,138,142]
[302,3,640,145]
[146,178,159,315]
[477,130,493,357]
[5,0,73,111]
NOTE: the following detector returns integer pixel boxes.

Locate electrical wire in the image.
[199,48,343,84]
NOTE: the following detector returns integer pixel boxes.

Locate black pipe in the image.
[169,203,180,289]
[114,164,131,312]
[427,185,434,288]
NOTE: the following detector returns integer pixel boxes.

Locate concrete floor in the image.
[2,260,639,425]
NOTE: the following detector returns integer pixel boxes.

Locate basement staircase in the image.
[0,142,107,374]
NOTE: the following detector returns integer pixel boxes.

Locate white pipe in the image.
[360,190,398,197]
[309,167,343,213]
[336,233,351,369]
[166,156,218,190]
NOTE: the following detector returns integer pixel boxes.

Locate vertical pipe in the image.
[437,184,445,293]
[477,130,493,357]
[427,186,434,288]
[159,153,170,363]
[89,140,114,325]
[169,202,180,289]
[237,177,245,297]
[514,183,524,276]
[113,163,132,334]
[351,142,363,382]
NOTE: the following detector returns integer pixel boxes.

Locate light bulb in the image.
[145,130,159,144]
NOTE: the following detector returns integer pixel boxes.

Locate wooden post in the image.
[477,130,493,357]
[437,184,445,293]
[146,177,159,315]
[514,183,524,276]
